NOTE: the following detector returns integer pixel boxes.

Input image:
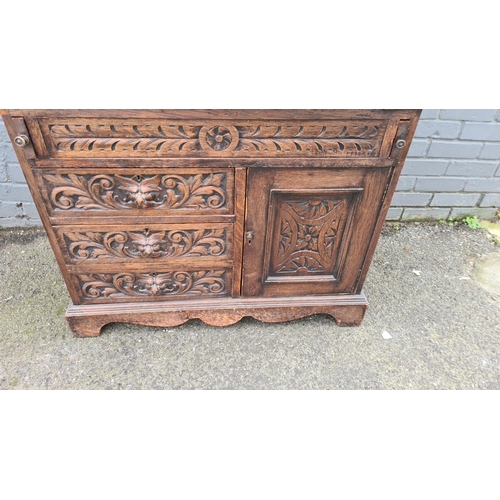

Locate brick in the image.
[419,109,439,120]
[22,203,41,219]
[460,122,500,141]
[496,110,500,122]
[496,165,500,177]
[386,207,402,220]
[415,177,466,192]
[402,159,449,176]
[0,184,36,203]
[0,201,22,218]
[480,194,500,207]
[401,208,451,221]
[1,141,18,163]
[414,120,461,139]
[446,161,498,177]
[450,207,497,219]
[6,163,26,184]
[479,143,500,159]
[439,109,498,122]
[431,193,480,207]
[395,176,415,191]
[0,165,7,183]
[407,139,429,157]
[391,193,432,207]
[0,120,8,141]
[427,140,483,159]
[464,178,500,193]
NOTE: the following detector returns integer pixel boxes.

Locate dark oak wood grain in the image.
[65,294,369,337]
[1,109,421,337]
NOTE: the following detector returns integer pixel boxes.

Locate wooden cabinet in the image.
[1,109,420,337]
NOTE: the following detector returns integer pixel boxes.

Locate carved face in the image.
[116,176,162,207]
[129,231,166,256]
[135,274,175,295]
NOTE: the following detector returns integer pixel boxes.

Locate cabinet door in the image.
[242,167,390,297]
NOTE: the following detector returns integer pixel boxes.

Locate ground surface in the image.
[1,222,499,390]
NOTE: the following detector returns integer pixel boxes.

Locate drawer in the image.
[54,222,233,267]
[25,115,398,160]
[33,167,234,219]
[69,267,231,304]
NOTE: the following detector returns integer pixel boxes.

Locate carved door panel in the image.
[242,167,390,297]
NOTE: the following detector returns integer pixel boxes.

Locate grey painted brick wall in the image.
[391,109,500,221]
[1,110,500,227]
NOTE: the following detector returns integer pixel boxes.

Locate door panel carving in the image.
[265,189,363,282]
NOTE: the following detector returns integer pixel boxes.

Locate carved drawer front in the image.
[54,223,233,267]
[35,117,393,159]
[70,267,231,304]
[35,167,234,219]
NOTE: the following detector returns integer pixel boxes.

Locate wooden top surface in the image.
[0,109,420,120]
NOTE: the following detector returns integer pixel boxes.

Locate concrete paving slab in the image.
[473,253,500,298]
[1,223,499,389]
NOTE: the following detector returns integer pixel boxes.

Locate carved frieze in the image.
[40,119,387,158]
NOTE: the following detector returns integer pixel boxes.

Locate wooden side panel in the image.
[353,114,422,293]
[231,168,247,297]
[10,117,37,159]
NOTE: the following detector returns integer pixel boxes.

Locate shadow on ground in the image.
[1,223,499,389]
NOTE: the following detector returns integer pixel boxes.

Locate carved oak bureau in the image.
[1,109,420,337]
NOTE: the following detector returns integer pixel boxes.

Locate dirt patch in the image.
[0,227,46,250]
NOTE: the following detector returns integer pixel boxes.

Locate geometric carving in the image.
[42,172,227,212]
[267,189,362,281]
[274,200,342,274]
[63,228,227,261]
[199,125,238,153]
[42,119,386,158]
[78,270,227,300]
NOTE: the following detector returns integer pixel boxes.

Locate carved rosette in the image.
[43,172,227,212]
[63,228,227,261]
[272,199,345,275]
[199,125,239,153]
[78,270,227,300]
